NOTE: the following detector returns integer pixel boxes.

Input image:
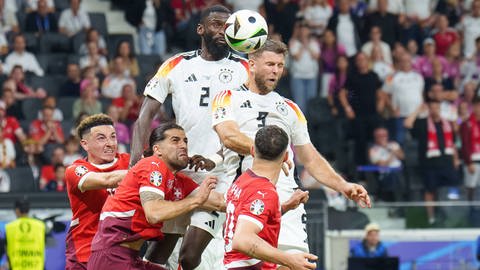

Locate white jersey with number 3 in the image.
[144,50,249,160]
[211,85,311,197]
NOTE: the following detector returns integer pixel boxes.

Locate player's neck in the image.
[251,162,281,185]
[245,80,270,95]
[200,48,227,61]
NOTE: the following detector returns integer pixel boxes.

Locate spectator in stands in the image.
[79,41,109,77]
[403,0,436,30]
[4,34,44,76]
[340,52,383,167]
[101,56,135,99]
[406,39,420,63]
[25,0,58,35]
[461,97,480,201]
[432,15,459,57]
[425,58,456,93]
[73,79,102,119]
[289,21,320,112]
[9,66,46,100]
[460,0,480,59]
[0,125,15,168]
[58,0,90,37]
[81,66,100,93]
[60,63,81,97]
[370,45,394,82]
[106,105,129,153]
[41,163,65,192]
[362,26,393,64]
[25,0,54,13]
[328,55,349,117]
[364,0,402,49]
[321,30,346,73]
[0,168,10,192]
[0,0,18,55]
[384,53,424,144]
[460,37,480,87]
[225,0,262,12]
[349,0,368,18]
[112,83,141,124]
[458,81,478,116]
[78,28,107,56]
[111,40,139,77]
[350,223,388,258]
[303,0,332,36]
[37,96,63,121]
[414,38,447,78]
[327,0,361,58]
[444,42,463,87]
[29,106,65,153]
[16,137,42,179]
[0,100,26,144]
[2,88,23,120]
[369,126,404,202]
[38,145,64,189]
[427,84,458,122]
[63,135,81,166]
[368,0,405,15]
[404,101,459,225]
[125,0,173,57]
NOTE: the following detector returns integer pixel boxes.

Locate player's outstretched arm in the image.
[214,121,253,155]
[130,96,162,167]
[232,219,317,270]
[80,170,128,192]
[198,191,226,212]
[295,143,371,208]
[140,177,217,224]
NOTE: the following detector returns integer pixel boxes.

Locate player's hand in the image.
[196,176,217,204]
[284,252,318,270]
[109,170,128,186]
[341,182,371,208]
[188,155,216,172]
[281,190,309,213]
[281,159,293,176]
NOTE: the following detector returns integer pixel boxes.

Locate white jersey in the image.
[144,50,249,178]
[211,85,311,197]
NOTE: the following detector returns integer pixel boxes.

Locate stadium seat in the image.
[19,119,31,133]
[134,76,147,95]
[22,32,39,53]
[38,33,71,53]
[72,31,86,54]
[15,11,26,32]
[54,0,70,11]
[137,54,163,79]
[89,13,108,38]
[37,53,68,75]
[58,97,77,120]
[107,33,134,59]
[6,167,36,192]
[21,98,43,121]
[28,75,63,97]
[61,119,74,137]
[67,54,80,65]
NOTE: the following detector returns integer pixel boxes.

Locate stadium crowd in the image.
[0,0,479,217]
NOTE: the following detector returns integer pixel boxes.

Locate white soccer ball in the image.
[224,9,268,54]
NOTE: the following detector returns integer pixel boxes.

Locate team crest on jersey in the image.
[276,102,288,116]
[250,199,265,215]
[218,68,233,83]
[167,179,174,189]
[214,106,227,119]
[150,171,163,186]
[75,165,88,177]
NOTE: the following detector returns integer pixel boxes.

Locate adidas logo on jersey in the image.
[184,74,198,82]
[204,220,215,230]
[240,100,252,108]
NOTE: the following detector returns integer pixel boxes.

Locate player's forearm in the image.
[81,171,127,191]
[144,197,201,224]
[232,233,291,267]
[220,131,253,155]
[199,191,225,212]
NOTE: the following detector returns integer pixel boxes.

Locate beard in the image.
[254,73,277,94]
[203,34,229,60]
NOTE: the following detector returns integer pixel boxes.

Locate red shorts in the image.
[87,245,167,270]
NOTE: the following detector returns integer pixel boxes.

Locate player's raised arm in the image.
[294,143,371,208]
[78,170,128,192]
[232,218,317,270]
[130,96,162,167]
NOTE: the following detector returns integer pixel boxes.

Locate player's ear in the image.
[250,146,255,157]
[79,139,88,152]
[248,58,255,72]
[197,23,204,35]
[282,151,288,163]
[152,144,162,156]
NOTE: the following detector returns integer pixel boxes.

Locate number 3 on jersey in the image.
[199,87,210,106]
[257,112,268,127]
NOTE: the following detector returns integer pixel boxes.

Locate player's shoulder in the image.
[136,156,171,175]
[116,153,131,164]
[65,159,90,178]
[154,50,199,77]
[282,98,307,122]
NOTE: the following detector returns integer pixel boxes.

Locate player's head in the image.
[197,5,231,60]
[76,114,117,164]
[14,196,30,217]
[248,39,288,94]
[145,122,189,171]
[252,125,289,162]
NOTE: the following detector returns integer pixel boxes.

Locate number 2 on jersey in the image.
[199,87,210,106]
[257,112,268,127]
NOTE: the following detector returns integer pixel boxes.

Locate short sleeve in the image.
[211,90,235,127]
[143,55,183,103]
[285,99,310,146]
[237,187,279,230]
[137,160,171,198]
[65,163,91,193]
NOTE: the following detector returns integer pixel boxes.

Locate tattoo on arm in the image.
[246,239,259,258]
[140,191,163,206]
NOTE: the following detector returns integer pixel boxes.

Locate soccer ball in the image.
[224,9,268,54]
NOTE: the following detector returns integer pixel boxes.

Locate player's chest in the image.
[234,98,294,130]
[164,178,187,201]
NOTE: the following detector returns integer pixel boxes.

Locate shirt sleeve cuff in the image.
[238,214,264,230]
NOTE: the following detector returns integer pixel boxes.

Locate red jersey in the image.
[1,117,21,144]
[64,153,130,264]
[433,29,459,56]
[91,155,198,251]
[224,170,281,270]
[29,119,64,143]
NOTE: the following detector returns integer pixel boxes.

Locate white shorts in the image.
[277,188,310,253]
[464,163,480,188]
